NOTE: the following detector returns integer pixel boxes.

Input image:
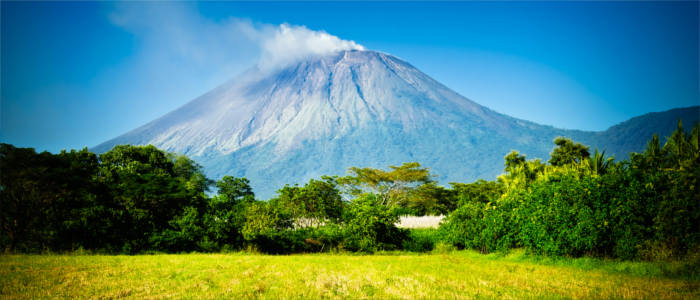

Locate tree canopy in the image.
[338,162,433,206]
[549,137,591,166]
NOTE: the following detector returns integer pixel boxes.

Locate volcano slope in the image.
[94,50,699,198]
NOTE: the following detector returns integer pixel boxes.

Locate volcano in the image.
[94,50,699,198]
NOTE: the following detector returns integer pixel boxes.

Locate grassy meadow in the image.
[2,250,698,299]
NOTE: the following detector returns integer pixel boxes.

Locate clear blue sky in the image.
[2,1,698,153]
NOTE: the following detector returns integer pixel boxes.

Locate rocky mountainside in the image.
[94,50,699,198]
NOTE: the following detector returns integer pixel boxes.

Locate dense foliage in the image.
[0,145,406,253]
[440,121,699,260]
[341,194,407,252]
[1,120,697,259]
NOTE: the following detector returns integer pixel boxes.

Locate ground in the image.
[1,250,697,299]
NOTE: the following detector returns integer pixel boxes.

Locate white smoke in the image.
[109,3,365,74]
[258,24,365,70]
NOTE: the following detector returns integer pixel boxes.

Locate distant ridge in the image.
[592,106,700,158]
[94,50,700,198]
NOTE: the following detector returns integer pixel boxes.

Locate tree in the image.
[588,148,615,176]
[0,144,104,252]
[275,176,344,225]
[338,162,433,206]
[649,121,700,257]
[342,194,407,252]
[0,144,48,252]
[216,176,254,203]
[549,137,590,166]
[47,148,103,250]
[498,151,545,189]
[201,176,256,250]
[504,150,526,172]
[242,202,292,239]
[98,144,209,252]
[172,154,213,196]
[404,182,455,215]
[451,179,503,207]
[663,119,700,169]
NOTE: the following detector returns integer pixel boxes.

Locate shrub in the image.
[439,201,487,251]
[241,201,296,253]
[439,195,518,253]
[515,174,609,257]
[149,206,206,252]
[296,224,346,252]
[402,228,441,252]
[342,194,407,252]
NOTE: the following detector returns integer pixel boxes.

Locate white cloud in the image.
[108,3,365,75]
[258,24,365,70]
[107,2,260,80]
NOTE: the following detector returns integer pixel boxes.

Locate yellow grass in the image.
[1,251,697,299]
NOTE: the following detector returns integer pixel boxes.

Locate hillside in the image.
[592,106,699,158]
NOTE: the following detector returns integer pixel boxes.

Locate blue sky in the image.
[2,1,698,153]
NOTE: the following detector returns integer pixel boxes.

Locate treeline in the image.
[0,121,698,260]
[441,121,699,260]
[0,144,415,254]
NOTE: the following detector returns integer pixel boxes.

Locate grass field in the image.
[1,250,698,299]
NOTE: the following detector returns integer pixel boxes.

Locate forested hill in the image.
[591,106,699,159]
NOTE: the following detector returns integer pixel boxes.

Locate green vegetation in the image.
[1,120,698,262]
[1,119,698,298]
[440,120,699,260]
[1,251,697,299]
[402,228,442,252]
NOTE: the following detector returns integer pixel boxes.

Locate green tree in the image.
[275,176,344,225]
[588,148,615,176]
[342,194,407,252]
[338,162,433,206]
[498,151,545,189]
[0,145,102,252]
[0,144,49,252]
[216,176,254,203]
[241,200,297,253]
[172,154,213,196]
[98,145,209,252]
[451,179,504,207]
[201,176,256,250]
[404,182,456,215]
[46,148,103,250]
[549,137,590,166]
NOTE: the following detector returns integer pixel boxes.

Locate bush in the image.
[402,228,441,252]
[277,224,347,253]
[439,195,518,253]
[439,201,487,250]
[342,194,407,252]
[515,174,609,257]
[149,206,206,252]
[241,201,295,253]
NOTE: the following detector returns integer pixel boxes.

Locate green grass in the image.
[1,250,698,299]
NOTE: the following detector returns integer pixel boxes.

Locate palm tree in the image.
[661,119,700,168]
[588,148,614,175]
[663,119,690,166]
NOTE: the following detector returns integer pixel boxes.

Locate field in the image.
[1,250,697,299]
